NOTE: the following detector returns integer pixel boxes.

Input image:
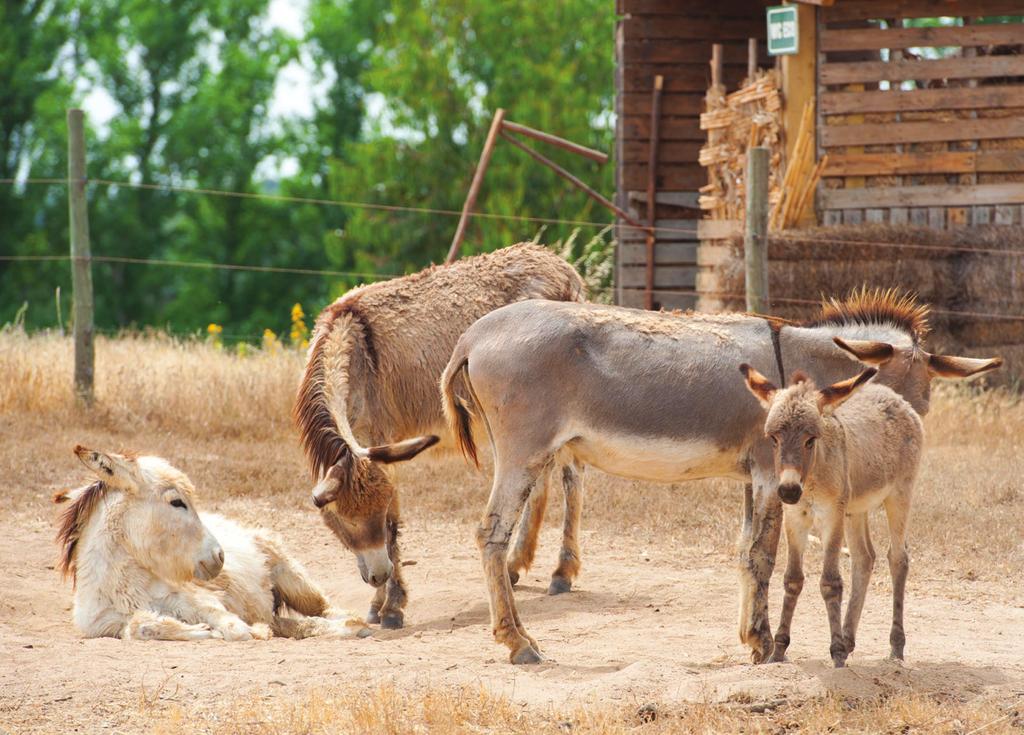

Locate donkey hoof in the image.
[510,645,544,665]
[547,576,572,595]
[366,607,382,625]
[380,613,404,630]
[767,650,788,664]
[507,569,520,587]
[356,627,373,639]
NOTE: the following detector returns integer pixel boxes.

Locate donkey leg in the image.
[884,492,912,661]
[272,615,370,639]
[478,463,546,664]
[738,470,783,664]
[265,539,369,635]
[123,610,218,641]
[819,505,847,667]
[549,461,584,595]
[379,514,408,630]
[507,465,552,587]
[842,513,875,657]
[768,509,809,663]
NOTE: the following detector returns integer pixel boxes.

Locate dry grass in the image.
[150,682,1021,735]
[0,328,303,440]
[3,329,1022,733]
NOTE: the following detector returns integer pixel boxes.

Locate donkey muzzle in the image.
[311,476,340,509]
[357,546,393,588]
[778,483,803,505]
[195,542,225,581]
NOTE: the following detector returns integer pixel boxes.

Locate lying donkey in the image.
[741,365,922,667]
[55,446,368,641]
[441,290,998,664]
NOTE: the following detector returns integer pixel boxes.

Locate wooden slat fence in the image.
[818,2,1024,228]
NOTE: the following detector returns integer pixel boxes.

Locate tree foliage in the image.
[0,0,615,336]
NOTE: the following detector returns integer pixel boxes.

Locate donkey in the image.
[440,289,999,664]
[294,243,586,629]
[55,446,368,641]
[741,365,922,667]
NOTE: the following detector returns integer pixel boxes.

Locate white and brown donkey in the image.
[55,446,368,641]
[442,289,1000,664]
[741,365,922,667]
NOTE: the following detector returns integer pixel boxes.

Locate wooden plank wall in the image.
[615,0,770,310]
[818,1,1024,228]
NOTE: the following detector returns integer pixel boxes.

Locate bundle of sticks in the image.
[698,71,783,221]
[771,101,828,230]
[699,71,827,230]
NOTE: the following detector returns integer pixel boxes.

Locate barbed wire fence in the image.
[3,115,1024,401]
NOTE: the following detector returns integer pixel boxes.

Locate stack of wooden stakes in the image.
[772,101,829,230]
[699,70,783,221]
[698,71,827,230]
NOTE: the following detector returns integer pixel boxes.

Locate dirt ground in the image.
[1,334,1023,733]
[2,455,1023,733]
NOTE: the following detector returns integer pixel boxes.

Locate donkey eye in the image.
[805,437,816,449]
[770,435,779,446]
[170,499,188,510]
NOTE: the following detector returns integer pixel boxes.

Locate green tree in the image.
[0,0,75,328]
[326,0,615,278]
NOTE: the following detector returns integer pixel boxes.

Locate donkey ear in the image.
[367,435,440,464]
[819,368,877,410]
[73,446,136,489]
[740,364,777,408]
[833,337,895,366]
[927,353,1003,379]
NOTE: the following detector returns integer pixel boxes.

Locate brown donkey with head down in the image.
[742,365,922,667]
[294,244,585,628]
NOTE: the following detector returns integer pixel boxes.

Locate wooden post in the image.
[499,131,646,231]
[710,44,723,90]
[744,147,770,314]
[645,75,663,311]
[748,38,758,81]
[781,3,817,226]
[501,120,608,164]
[446,108,506,264]
[67,109,94,404]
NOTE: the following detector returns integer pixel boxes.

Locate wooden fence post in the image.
[446,108,506,265]
[645,74,663,310]
[744,146,770,314]
[67,108,95,404]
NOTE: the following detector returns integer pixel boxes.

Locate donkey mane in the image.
[803,287,930,344]
[54,480,108,585]
[293,298,368,480]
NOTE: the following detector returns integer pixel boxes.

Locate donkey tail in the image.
[440,340,480,468]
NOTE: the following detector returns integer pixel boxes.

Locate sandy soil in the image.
[2,496,1022,734]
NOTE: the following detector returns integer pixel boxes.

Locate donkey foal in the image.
[55,446,368,641]
[741,365,922,667]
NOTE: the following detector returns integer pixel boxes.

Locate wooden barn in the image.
[613,0,1024,316]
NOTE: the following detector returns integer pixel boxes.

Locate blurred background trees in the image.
[0,0,614,336]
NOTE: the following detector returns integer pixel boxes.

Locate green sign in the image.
[766,5,798,56]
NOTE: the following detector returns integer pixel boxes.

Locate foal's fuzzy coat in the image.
[742,366,923,666]
[55,447,367,641]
